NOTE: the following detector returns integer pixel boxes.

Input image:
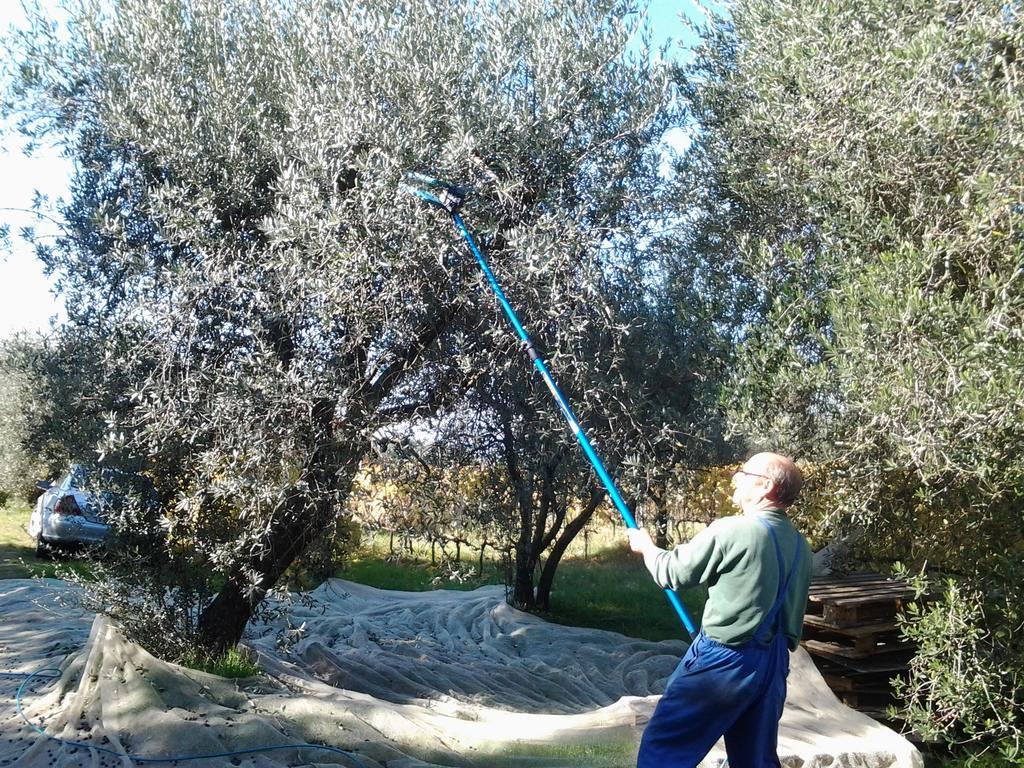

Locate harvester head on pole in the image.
[400,172,470,214]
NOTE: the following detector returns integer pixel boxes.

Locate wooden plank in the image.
[807,595,913,614]
[827,592,915,607]
[803,620,902,637]
[822,600,907,627]
[803,615,900,636]
[809,591,903,605]
[809,584,913,600]
[811,585,917,606]
[805,572,925,635]
[808,657,854,676]
[811,577,901,589]
[851,635,900,653]
[811,572,891,584]
[803,640,914,672]
[809,575,907,591]
[809,655,911,675]
[816,661,909,679]
[803,627,903,645]
[810,576,897,588]
[802,638,916,660]
[808,573,916,601]
[809,591,904,604]
[822,673,901,693]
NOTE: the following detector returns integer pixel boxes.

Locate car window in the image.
[58,472,74,490]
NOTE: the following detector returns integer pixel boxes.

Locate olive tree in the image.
[362,272,726,614]
[0,329,129,503]
[5,0,684,656]
[381,200,733,612]
[679,0,1024,749]
[0,337,48,504]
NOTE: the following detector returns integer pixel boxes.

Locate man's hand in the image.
[626,527,656,556]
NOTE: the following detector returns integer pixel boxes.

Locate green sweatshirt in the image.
[647,510,813,650]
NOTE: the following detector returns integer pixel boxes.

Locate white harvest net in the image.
[0,579,922,768]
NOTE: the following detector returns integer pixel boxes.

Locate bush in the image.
[679,0,1024,746]
[894,564,1024,753]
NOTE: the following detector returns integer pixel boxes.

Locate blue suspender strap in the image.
[754,518,802,645]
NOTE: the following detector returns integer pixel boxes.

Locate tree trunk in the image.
[512,507,538,609]
[651,483,670,549]
[534,487,604,611]
[511,493,539,608]
[502,414,538,610]
[198,401,362,655]
[197,487,353,654]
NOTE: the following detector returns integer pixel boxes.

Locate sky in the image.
[0,1,71,339]
[0,0,715,339]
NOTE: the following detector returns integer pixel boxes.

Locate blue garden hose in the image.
[6,668,367,766]
[402,172,698,637]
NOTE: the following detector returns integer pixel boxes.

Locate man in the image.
[627,452,813,768]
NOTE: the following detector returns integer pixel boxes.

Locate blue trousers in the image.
[637,632,789,768]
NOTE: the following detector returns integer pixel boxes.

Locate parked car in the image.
[28,464,113,557]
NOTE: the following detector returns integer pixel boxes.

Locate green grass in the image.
[542,546,703,642]
[180,646,263,679]
[471,738,638,768]
[0,500,44,579]
[342,548,507,593]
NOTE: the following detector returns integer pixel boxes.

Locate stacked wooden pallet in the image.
[801,573,918,718]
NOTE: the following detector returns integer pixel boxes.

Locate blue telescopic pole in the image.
[403,174,696,637]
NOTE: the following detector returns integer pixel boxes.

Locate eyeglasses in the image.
[734,469,770,481]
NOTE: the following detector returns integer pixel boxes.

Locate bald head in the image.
[745,452,803,508]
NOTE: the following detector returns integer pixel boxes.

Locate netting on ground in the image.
[0,579,922,767]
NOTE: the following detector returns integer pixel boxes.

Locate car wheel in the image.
[35,535,52,559]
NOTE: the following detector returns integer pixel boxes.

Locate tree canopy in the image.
[4,0,724,655]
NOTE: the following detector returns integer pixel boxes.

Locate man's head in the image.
[730,452,803,513]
